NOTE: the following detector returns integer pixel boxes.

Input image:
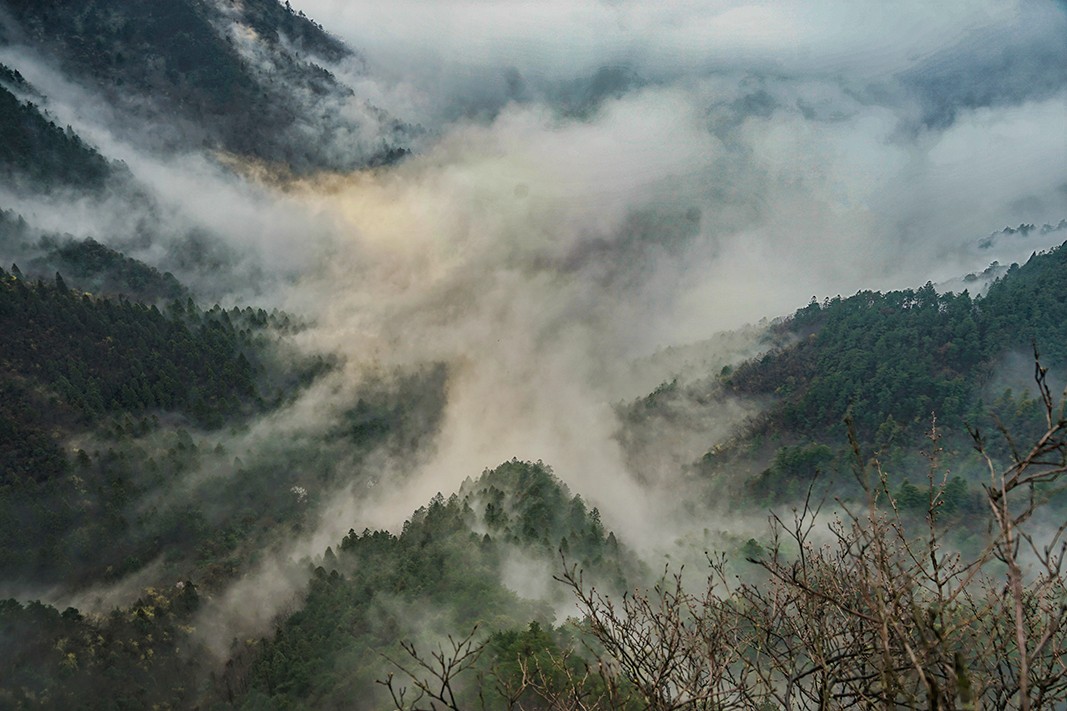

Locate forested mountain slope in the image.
[612,242,1067,508]
[0,1,1063,707]
[0,223,1063,707]
[1,461,639,709]
[0,0,409,171]
[723,243,1067,444]
[0,63,112,189]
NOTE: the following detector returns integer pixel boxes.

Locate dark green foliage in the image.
[479,620,631,708]
[3,0,405,171]
[747,442,839,502]
[981,245,1067,365]
[229,461,638,709]
[37,237,188,303]
[0,380,70,484]
[235,518,521,707]
[0,585,207,709]
[671,243,1067,509]
[0,268,256,426]
[0,63,27,88]
[727,243,1067,447]
[893,476,982,518]
[0,267,266,583]
[334,363,449,455]
[0,281,443,585]
[235,0,351,62]
[6,0,258,113]
[0,78,111,189]
[728,283,981,440]
[462,459,627,579]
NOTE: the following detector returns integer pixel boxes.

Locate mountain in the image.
[0,1,1063,707]
[229,460,638,709]
[2,235,1063,707]
[0,0,410,171]
[615,243,1067,510]
[1,461,638,709]
[0,63,112,189]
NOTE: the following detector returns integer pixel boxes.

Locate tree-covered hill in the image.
[604,241,1067,509]
[32,237,187,303]
[1,237,1064,706]
[0,267,264,584]
[0,586,208,709]
[725,283,981,441]
[0,64,111,189]
[227,460,640,709]
[0,280,455,597]
[721,241,1067,445]
[0,209,189,304]
[0,460,638,709]
[0,267,257,427]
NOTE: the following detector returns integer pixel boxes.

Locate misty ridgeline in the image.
[1,0,1066,708]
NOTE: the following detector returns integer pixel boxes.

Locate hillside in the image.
[1,461,639,709]
[608,243,1067,511]
[0,63,112,189]
[0,0,409,171]
[0,0,1063,707]
[1,236,1063,707]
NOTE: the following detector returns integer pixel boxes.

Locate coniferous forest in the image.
[1,0,1065,708]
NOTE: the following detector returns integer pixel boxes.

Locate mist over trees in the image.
[1,0,1066,707]
[0,0,409,170]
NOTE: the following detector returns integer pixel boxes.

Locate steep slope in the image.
[228,460,639,709]
[681,242,1067,507]
[0,63,111,189]
[722,242,1067,443]
[725,283,981,441]
[613,240,1067,508]
[0,0,409,171]
[0,460,638,709]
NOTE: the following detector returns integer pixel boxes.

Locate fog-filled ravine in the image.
[1,1,1065,708]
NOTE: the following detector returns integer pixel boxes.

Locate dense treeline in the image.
[0,268,259,583]
[726,242,1067,444]
[0,379,71,483]
[662,245,1067,511]
[234,0,350,62]
[0,263,295,582]
[1,211,189,303]
[982,244,1067,365]
[0,462,634,709]
[0,266,256,427]
[0,248,449,585]
[0,205,1063,707]
[466,460,623,571]
[0,585,207,709]
[227,461,638,709]
[0,67,111,189]
[727,284,980,440]
[39,237,188,303]
[0,369,449,587]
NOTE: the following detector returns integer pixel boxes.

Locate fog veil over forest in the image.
[0,0,1066,708]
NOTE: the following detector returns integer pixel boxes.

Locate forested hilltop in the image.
[617,240,1067,510]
